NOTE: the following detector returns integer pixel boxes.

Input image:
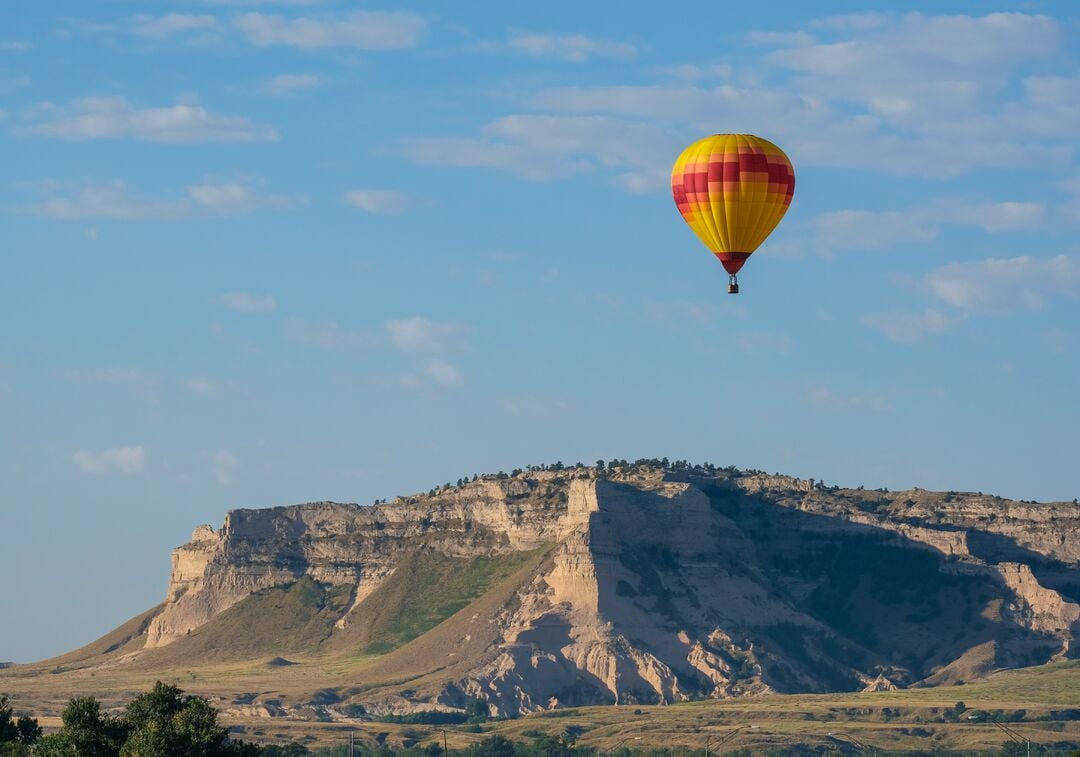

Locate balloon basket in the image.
[727,275,739,295]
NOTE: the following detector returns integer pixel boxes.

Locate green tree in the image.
[121,681,242,756]
[0,694,41,756]
[34,696,128,757]
[262,745,311,757]
[462,735,517,757]
[34,682,262,757]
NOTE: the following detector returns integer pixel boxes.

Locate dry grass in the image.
[216,661,1080,752]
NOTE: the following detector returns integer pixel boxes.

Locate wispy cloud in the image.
[285,316,469,375]
[401,114,672,184]
[219,292,277,313]
[503,32,636,62]
[747,30,815,47]
[864,309,952,344]
[384,317,467,354]
[651,63,733,81]
[20,96,278,143]
[344,189,410,214]
[185,378,221,396]
[22,179,294,220]
[263,73,322,95]
[73,446,145,475]
[25,180,187,220]
[809,386,889,412]
[234,11,425,49]
[925,255,1079,312]
[395,359,464,392]
[736,331,793,354]
[285,318,372,349]
[187,181,293,215]
[128,14,218,40]
[403,12,1075,188]
[811,201,1045,254]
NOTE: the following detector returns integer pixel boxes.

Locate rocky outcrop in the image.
[25,463,1080,718]
[997,562,1080,640]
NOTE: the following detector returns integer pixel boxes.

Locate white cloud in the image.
[402,12,1077,186]
[21,96,278,143]
[505,32,636,62]
[73,446,145,475]
[651,63,732,80]
[813,201,1044,253]
[219,292,276,313]
[22,179,294,221]
[263,73,322,95]
[736,332,793,354]
[949,202,1044,232]
[863,309,952,344]
[0,41,30,52]
[188,181,293,215]
[401,114,672,183]
[22,180,186,221]
[815,209,935,252]
[809,13,890,32]
[285,316,468,355]
[384,317,466,353]
[747,30,814,47]
[234,11,425,49]
[809,386,889,412]
[423,359,461,387]
[128,14,218,40]
[344,189,410,214]
[285,318,371,349]
[397,359,463,391]
[925,255,1080,312]
[767,13,1061,90]
[213,449,238,484]
[185,378,220,396]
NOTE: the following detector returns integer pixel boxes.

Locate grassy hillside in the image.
[136,578,354,667]
[328,548,541,657]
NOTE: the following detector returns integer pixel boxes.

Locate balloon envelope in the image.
[671,134,795,274]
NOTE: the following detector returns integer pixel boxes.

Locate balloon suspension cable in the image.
[727,273,740,295]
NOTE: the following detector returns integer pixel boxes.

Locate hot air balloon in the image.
[671,134,795,294]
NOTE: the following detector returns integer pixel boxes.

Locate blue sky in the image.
[2,1,1079,662]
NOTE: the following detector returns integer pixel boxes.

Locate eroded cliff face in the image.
[145,477,567,647]
[66,465,1080,717]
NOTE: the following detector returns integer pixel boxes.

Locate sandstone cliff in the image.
[7,463,1079,719]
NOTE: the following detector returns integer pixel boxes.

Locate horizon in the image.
[2,1,1079,664]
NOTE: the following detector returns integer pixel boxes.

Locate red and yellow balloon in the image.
[671,134,795,293]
